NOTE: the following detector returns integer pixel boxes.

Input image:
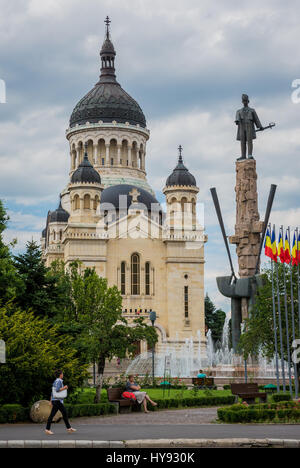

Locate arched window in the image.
[74,195,80,210]
[94,195,99,211]
[121,262,126,295]
[84,194,91,209]
[59,230,62,241]
[145,262,150,296]
[131,253,140,295]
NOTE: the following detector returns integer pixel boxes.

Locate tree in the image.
[0,303,88,406]
[58,263,158,402]
[205,294,227,345]
[14,241,69,318]
[0,200,23,304]
[239,264,300,368]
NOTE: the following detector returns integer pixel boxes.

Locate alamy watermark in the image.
[0,79,6,103]
[292,339,300,364]
[0,340,5,364]
[94,197,206,250]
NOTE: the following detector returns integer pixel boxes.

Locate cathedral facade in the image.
[42,20,207,355]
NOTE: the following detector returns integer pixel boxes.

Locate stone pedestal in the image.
[229,159,263,278]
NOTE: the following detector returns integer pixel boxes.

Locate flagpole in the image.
[289,227,299,399]
[282,226,293,398]
[276,227,286,392]
[270,224,280,393]
[297,227,300,338]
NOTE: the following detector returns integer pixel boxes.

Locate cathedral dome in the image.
[101,184,160,213]
[166,146,197,187]
[49,200,70,223]
[69,19,146,129]
[71,146,101,185]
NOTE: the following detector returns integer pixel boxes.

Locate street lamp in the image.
[149,311,157,386]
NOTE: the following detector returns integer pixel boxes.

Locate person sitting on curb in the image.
[126,375,158,413]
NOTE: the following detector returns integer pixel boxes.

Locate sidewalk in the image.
[0,407,299,447]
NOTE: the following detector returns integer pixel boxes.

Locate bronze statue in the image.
[235,94,275,161]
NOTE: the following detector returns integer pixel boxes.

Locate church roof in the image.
[101,184,160,213]
[69,18,146,129]
[49,200,70,223]
[166,146,197,187]
[71,145,101,184]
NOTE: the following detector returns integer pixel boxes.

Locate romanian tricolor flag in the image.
[298,233,300,264]
[278,231,285,264]
[292,232,298,266]
[264,227,273,259]
[284,231,291,264]
[271,228,278,262]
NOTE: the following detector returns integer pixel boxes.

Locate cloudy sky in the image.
[1,0,300,312]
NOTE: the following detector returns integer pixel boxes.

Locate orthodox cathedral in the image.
[42,19,207,355]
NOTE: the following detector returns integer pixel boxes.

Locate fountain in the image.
[126,317,289,385]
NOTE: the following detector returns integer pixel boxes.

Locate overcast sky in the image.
[1,0,300,312]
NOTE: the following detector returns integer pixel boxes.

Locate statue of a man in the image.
[235,94,264,161]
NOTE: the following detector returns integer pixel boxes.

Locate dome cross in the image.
[105,16,111,39]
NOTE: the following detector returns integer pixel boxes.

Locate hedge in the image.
[64,403,117,418]
[217,401,300,423]
[272,393,292,402]
[0,405,29,424]
[147,395,235,411]
[0,403,117,424]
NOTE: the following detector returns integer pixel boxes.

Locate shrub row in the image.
[64,403,117,418]
[272,393,292,402]
[218,401,300,423]
[148,395,235,411]
[0,404,29,424]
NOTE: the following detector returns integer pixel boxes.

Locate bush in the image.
[64,403,117,418]
[0,306,88,406]
[272,393,292,402]
[217,401,300,423]
[147,395,235,411]
[0,404,29,424]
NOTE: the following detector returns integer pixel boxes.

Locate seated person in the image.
[197,369,207,378]
[126,375,157,413]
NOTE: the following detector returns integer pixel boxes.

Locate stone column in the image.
[229,159,263,279]
[141,151,145,171]
[128,145,132,167]
[76,146,81,164]
[117,144,121,165]
[105,144,110,165]
[93,144,98,165]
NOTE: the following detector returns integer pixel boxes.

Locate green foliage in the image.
[205,294,227,344]
[147,394,235,411]
[217,400,300,423]
[239,264,300,362]
[55,263,158,402]
[64,403,117,418]
[13,242,70,318]
[0,304,88,406]
[0,200,23,304]
[272,393,292,402]
[0,404,29,424]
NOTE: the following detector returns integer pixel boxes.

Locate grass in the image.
[69,387,232,405]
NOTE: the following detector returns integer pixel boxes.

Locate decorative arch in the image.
[74,194,80,210]
[84,194,91,209]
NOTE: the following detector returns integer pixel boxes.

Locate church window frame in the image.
[145,261,150,296]
[131,253,140,296]
[121,261,126,295]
